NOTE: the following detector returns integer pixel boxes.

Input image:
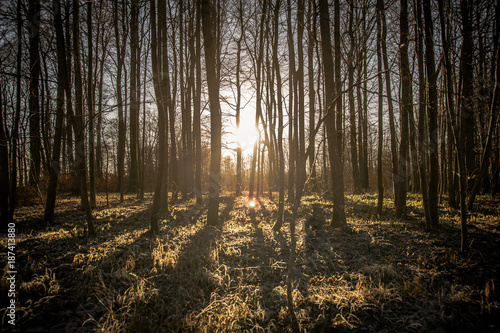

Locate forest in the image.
[1,0,500,331]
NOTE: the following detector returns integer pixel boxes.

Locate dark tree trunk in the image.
[272,0,285,231]
[9,0,22,224]
[378,0,399,211]
[307,0,317,188]
[396,0,411,218]
[28,0,41,187]
[72,0,96,235]
[150,0,168,234]
[44,0,66,224]
[297,0,306,194]
[438,0,457,208]
[415,0,431,230]
[348,1,360,193]
[87,0,96,208]
[202,0,222,226]
[461,0,476,179]
[114,0,126,203]
[129,0,139,194]
[319,0,346,228]
[249,0,266,200]
[423,0,439,228]
[194,0,203,204]
[287,0,295,202]
[0,63,9,227]
[376,0,384,217]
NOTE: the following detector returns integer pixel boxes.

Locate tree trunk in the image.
[307,0,317,189]
[73,0,96,235]
[87,0,96,208]
[28,0,41,188]
[235,0,243,197]
[9,0,22,224]
[150,0,168,234]
[423,0,439,228]
[415,0,431,230]
[194,0,203,204]
[0,62,9,227]
[319,0,346,228]
[348,1,360,193]
[202,0,222,226]
[376,0,384,217]
[297,0,306,194]
[114,0,126,203]
[129,0,139,194]
[378,0,399,211]
[249,0,266,200]
[44,0,66,224]
[396,0,411,218]
[438,0,457,208]
[287,0,295,202]
[272,0,285,232]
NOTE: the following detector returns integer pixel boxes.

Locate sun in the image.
[236,124,258,153]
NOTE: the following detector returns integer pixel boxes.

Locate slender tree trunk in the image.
[348,1,360,193]
[202,0,222,226]
[423,0,439,228]
[396,0,411,218]
[114,0,126,203]
[438,0,457,208]
[73,0,96,235]
[307,0,317,188]
[415,0,431,230]
[376,0,384,217]
[361,4,369,190]
[249,1,266,200]
[378,0,399,210]
[9,0,22,224]
[29,0,41,187]
[65,2,78,196]
[87,0,96,208]
[287,0,295,202]
[297,0,306,194]
[129,0,139,194]
[461,0,476,179]
[150,0,167,234]
[272,0,285,231]
[44,0,66,224]
[319,0,346,228]
[194,0,203,204]
[0,63,9,227]
[235,0,243,197]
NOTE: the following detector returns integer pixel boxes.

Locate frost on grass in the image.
[1,193,499,332]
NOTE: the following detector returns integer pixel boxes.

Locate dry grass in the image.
[1,192,499,332]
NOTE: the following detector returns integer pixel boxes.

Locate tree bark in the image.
[28,0,41,187]
[396,0,411,218]
[87,0,96,208]
[319,0,346,228]
[202,0,222,226]
[414,0,431,230]
[376,0,384,217]
[348,1,360,193]
[423,0,439,228]
[44,0,66,224]
[73,0,96,235]
[129,0,140,194]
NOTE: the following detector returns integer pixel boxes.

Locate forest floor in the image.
[1,191,500,332]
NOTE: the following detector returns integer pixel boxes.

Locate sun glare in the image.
[236,124,258,153]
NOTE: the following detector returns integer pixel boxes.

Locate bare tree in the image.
[202,0,222,226]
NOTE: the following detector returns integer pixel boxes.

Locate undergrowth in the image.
[1,192,499,332]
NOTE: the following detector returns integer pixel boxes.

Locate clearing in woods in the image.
[1,193,500,332]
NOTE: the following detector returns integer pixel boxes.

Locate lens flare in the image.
[248,200,256,209]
